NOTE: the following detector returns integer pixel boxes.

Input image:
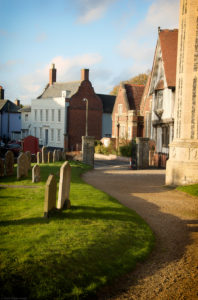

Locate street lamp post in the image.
[83,98,88,136]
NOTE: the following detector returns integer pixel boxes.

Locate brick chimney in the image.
[15,99,20,106]
[49,63,56,85]
[81,69,89,81]
[0,86,4,99]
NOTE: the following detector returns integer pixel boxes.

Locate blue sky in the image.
[0,0,179,105]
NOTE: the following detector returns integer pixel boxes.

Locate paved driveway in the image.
[83,165,198,299]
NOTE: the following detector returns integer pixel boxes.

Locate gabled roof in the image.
[97,94,116,113]
[159,29,178,87]
[0,100,21,112]
[125,84,145,110]
[37,81,82,99]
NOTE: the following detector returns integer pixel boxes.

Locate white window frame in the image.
[25,114,28,122]
[40,110,43,122]
[57,129,61,142]
[46,109,48,122]
[58,109,61,122]
[34,110,37,121]
[34,127,37,137]
[51,109,54,122]
[51,128,54,141]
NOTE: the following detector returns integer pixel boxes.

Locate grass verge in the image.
[0,161,154,299]
[177,183,198,197]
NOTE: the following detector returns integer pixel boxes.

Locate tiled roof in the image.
[159,29,178,87]
[97,94,116,113]
[0,100,21,112]
[19,105,31,112]
[37,81,82,99]
[125,84,145,110]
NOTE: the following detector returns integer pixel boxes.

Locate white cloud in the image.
[18,53,102,104]
[76,0,117,24]
[118,0,180,73]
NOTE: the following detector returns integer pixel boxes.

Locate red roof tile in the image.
[125,84,145,110]
[159,29,178,87]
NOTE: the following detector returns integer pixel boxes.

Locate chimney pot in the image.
[0,86,4,99]
[49,63,56,85]
[81,69,89,81]
[15,99,20,106]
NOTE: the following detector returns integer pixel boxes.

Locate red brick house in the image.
[112,83,145,145]
[31,66,115,150]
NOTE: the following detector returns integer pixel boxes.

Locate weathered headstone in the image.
[31,154,37,163]
[53,150,58,163]
[44,174,57,217]
[42,146,48,163]
[17,152,29,179]
[0,157,4,176]
[25,151,31,170]
[37,152,42,164]
[32,164,41,183]
[57,161,71,209]
[57,149,62,161]
[5,150,14,176]
[136,137,149,169]
[62,151,66,161]
[48,151,53,163]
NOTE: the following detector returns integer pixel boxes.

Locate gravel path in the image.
[83,166,198,299]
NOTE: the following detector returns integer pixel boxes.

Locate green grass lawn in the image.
[0,161,154,299]
[177,183,198,197]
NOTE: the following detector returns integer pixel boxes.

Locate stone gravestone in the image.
[5,150,14,176]
[57,149,62,161]
[57,161,71,209]
[53,150,58,163]
[32,164,41,183]
[48,151,53,163]
[44,174,57,217]
[37,152,42,164]
[25,151,31,170]
[82,136,95,167]
[0,157,4,176]
[17,152,29,179]
[42,146,48,163]
[62,151,66,161]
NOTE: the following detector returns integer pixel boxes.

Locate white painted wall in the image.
[21,111,32,138]
[31,97,66,148]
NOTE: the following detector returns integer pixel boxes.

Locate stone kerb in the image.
[5,150,14,176]
[0,157,4,176]
[42,146,48,163]
[57,161,71,209]
[32,164,41,183]
[48,151,53,163]
[25,151,31,170]
[17,152,29,179]
[44,174,57,218]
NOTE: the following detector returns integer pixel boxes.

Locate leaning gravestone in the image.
[5,150,14,176]
[32,164,41,183]
[48,151,53,163]
[0,157,4,176]
[37,152,42,164]
[17,152,29,179]
[42,146,48,163]
[53,150,58,163]
[25,151,31,170]
[57,161,71,209]
[44,174,57,217]
[62,151,66,161]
